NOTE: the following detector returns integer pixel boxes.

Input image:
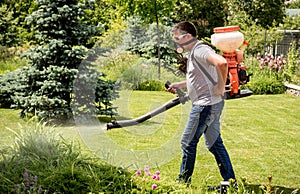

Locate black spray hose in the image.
[106,96,189,129]
[106,81,188,130]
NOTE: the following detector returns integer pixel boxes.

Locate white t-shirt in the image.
[186,41,223,106]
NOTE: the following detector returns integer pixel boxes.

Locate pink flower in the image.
[155,170,160,175]
[147,172,151,176]
[136,170,141,175]
[156,176,160,180]
[152,175,157,179]
[144,166,149,173]
[152,184,157,190]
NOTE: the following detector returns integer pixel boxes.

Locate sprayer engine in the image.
[222,52,252,99]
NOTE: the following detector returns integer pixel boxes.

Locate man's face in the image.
[173,30,188,43]
[173,29,188,53]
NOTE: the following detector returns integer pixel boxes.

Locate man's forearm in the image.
[174,80,187,89]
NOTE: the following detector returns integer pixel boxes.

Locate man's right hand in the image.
[165,81,176,94]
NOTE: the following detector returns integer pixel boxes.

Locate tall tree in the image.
[108,0,176,24]
[172,0,227,39]
[1,0,37,45]
[226,0,283,54]
[232,0,285,28]
[0,0,117,121]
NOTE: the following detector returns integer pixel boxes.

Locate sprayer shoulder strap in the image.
[191,42,217,86]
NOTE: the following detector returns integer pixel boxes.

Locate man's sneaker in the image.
[207,180,238,193]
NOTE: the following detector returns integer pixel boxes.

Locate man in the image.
[167,21,235,185]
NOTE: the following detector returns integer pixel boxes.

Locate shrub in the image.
[136,80,165,91]
[97,50,140,82]
[11,65,78,120]
[243,73,286,94]
[0,123,134,193]
[99,51,182,91]
[119,60,160,90]
[242,55,286,95]
[72,47,120,120]
[0,71,16,108]
[285,41,300,84]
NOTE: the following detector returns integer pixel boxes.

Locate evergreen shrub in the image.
[136,80,165,91]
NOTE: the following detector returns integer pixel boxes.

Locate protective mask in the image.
[174,42,184,54]
[174,38,197,54]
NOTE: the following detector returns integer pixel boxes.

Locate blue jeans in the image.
[179,100,235,183]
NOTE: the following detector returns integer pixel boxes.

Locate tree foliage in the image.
[172,0,227,39]
[122,16,177,73]
[0,0,119,121]
[0,5,18,47]
[228,0,285,28]
[285,0,300,8]
[107,0,176,24]
[0,5,20,60]
[226,0,284,55]
[1,0,37,45]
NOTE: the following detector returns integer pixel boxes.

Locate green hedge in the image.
[242,75,286,95]
[136,80,165,91]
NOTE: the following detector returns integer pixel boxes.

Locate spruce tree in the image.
[2,0,118,122]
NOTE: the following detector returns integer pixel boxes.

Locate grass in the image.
[0,57,27,74]
[1,92,300,193]
[221,94,300,190]
[106,92,300,191]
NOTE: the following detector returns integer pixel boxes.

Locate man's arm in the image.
[167,80,187,94]
[206,52,228,84]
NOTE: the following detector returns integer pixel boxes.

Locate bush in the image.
[136,80,165,91]
[0,65,78,120]
[97,50,140,81]
[119,60,161,90]
[243,74,286,94]
[285,41,300,84]
[242,55,286,95]
[0,123,134,193]
[0,122,190,193]
[0,71,16,108]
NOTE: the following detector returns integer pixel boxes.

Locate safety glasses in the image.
[174,34,187,41]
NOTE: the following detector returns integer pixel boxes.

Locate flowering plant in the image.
[257,52,286,73]
[14,169,46,194]
[131,166,161,193]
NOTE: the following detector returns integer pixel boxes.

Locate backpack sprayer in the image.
[211,26,252,99]
[106,26,252,129]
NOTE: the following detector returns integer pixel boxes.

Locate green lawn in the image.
[1,92,299,192]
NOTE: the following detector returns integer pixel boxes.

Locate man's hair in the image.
[173,21,197,37]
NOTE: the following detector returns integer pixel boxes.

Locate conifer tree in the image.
[0,0,119,121]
